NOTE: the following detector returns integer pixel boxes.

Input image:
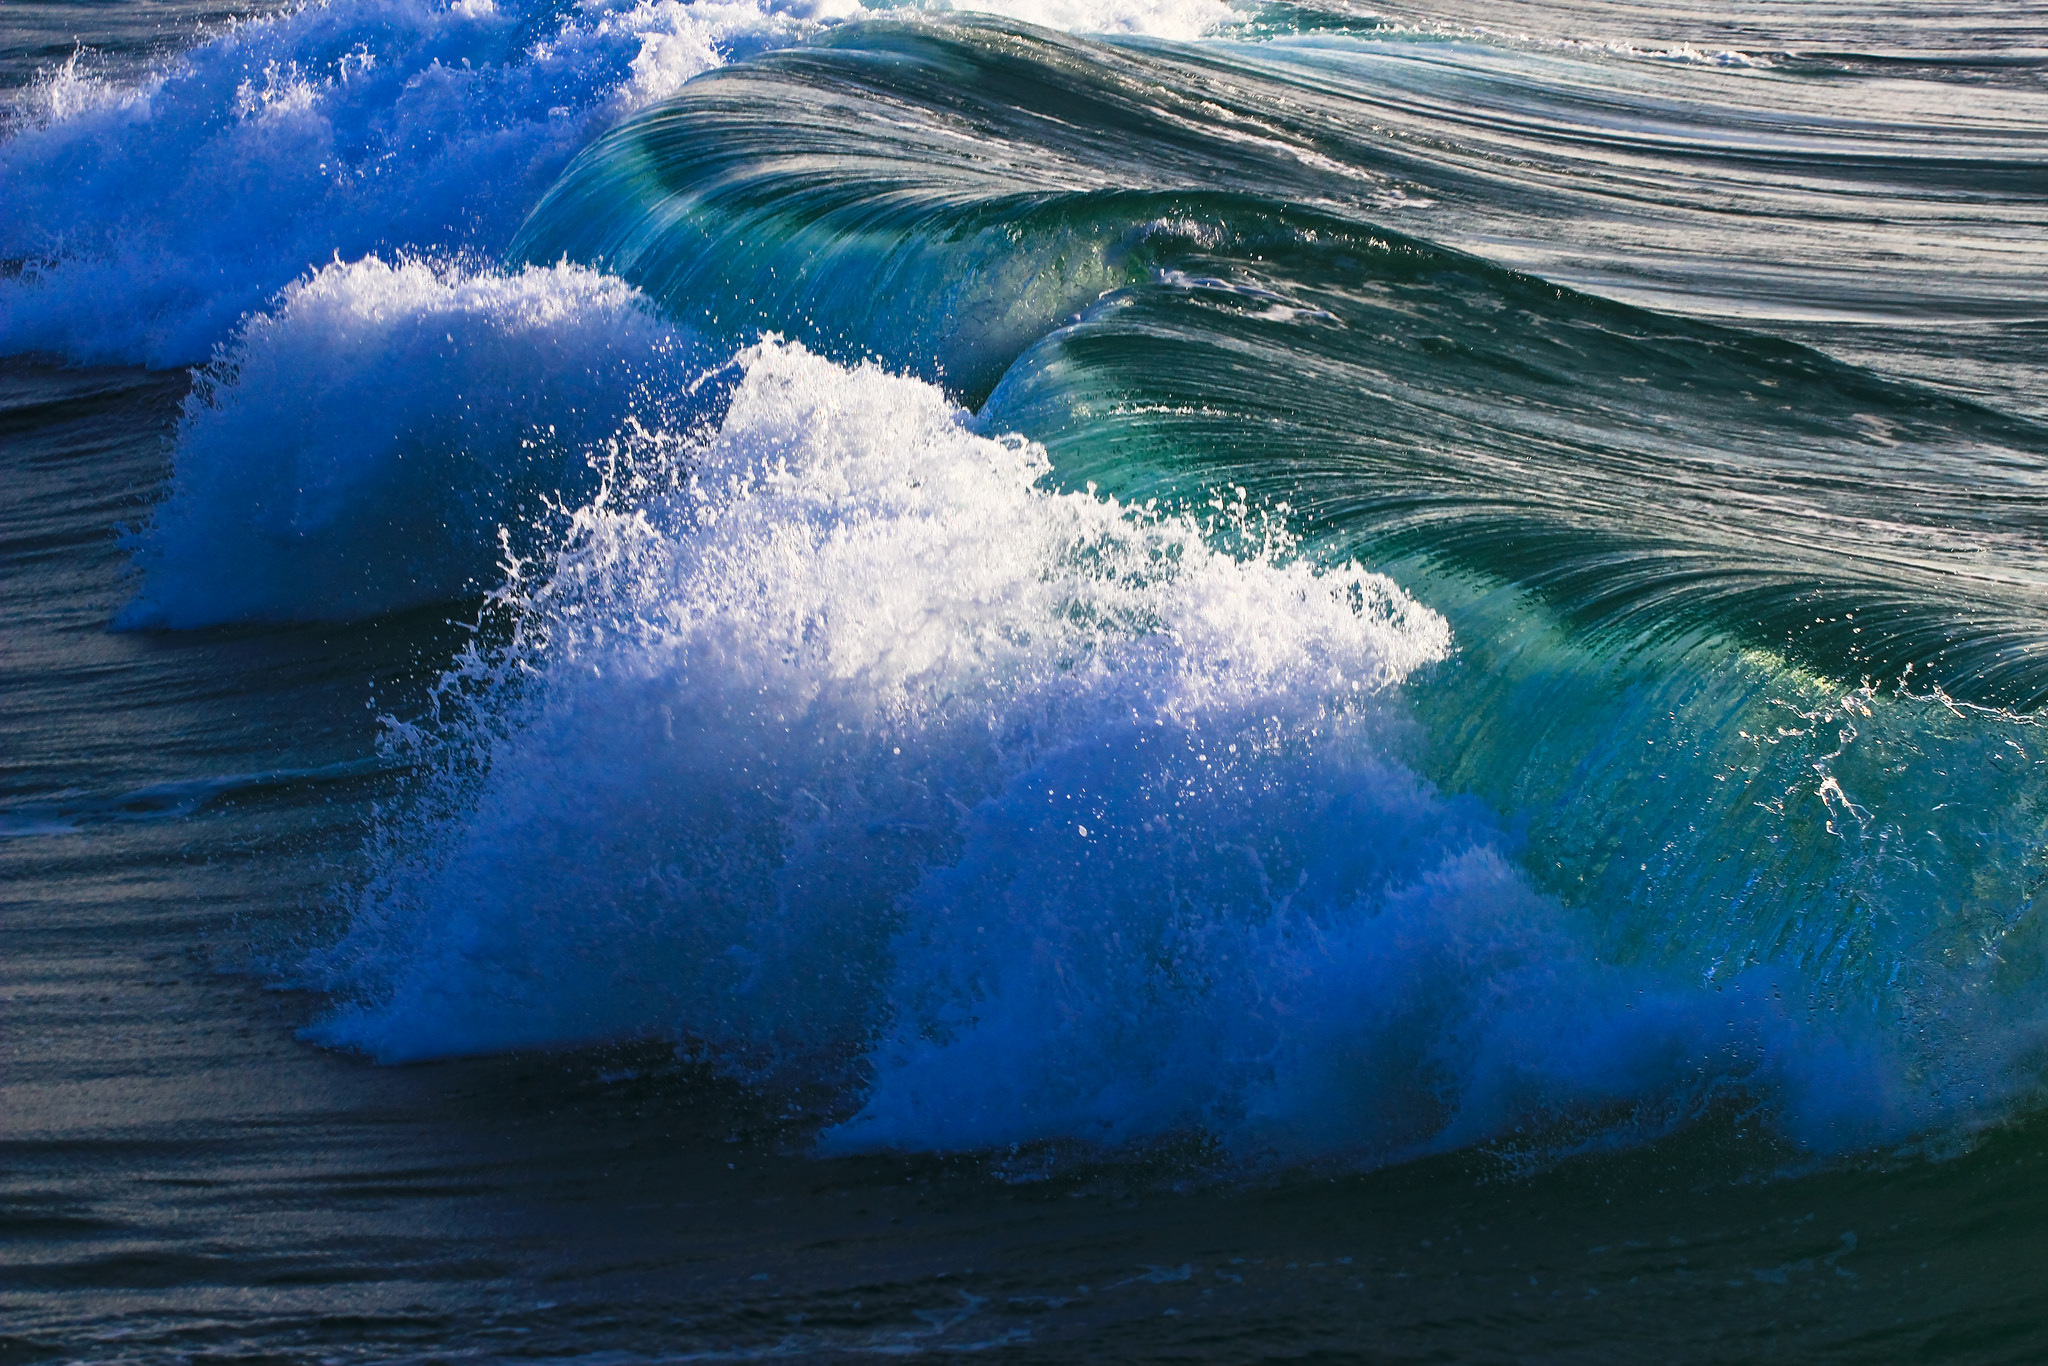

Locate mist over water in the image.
[5,0,2048,1357]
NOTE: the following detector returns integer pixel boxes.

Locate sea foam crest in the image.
[122,254,702,627]
[306,341,1910,1167]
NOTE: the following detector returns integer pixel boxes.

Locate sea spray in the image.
[0,0,836,365]
[304,340,1924,1166]
[304,338,1446,1063]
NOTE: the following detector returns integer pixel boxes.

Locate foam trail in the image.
[121,255,701,627]
[306,341,1924,1168]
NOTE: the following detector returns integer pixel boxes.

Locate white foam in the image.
[305,340,1919,1166]
[305,339,1447,1069]
[121,254,701,627]
[0,0,1242,369]
[0,0,818,366]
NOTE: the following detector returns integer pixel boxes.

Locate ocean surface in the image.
[4,0,2048,1358]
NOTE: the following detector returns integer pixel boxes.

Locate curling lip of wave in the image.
[512,16,2048,708]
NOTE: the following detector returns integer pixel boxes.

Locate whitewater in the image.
[4,0,2048,1358]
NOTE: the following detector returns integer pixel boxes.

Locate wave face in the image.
[9,0,2048,1177]
[516,19,2048,706]
[512,15,2048,410]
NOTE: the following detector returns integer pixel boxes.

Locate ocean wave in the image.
[513,19,2048,706]
[301,339,1990,1169]
[8,0,2043,1178]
